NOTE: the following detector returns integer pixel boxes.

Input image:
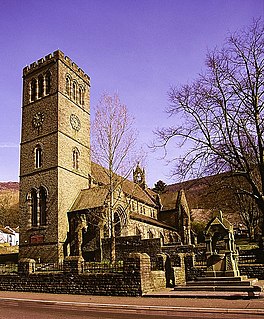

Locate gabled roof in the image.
[91,162,157,207]
[130,212,178,231]
[69,186,109,212]
[159,191,179,211]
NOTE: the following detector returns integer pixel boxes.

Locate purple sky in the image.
[0,0,263,187]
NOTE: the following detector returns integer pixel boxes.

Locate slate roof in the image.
[130,213,177,231]
[159,191,179,211]
[69,186,109,212]
[91,162,157,207]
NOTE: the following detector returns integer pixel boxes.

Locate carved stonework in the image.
[204,211,240,277]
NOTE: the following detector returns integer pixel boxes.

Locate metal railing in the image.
[82,261,123,273]
[34,262,64,273]
[238,254,257,264]
[150,257,164,271]
[0,263,18,274]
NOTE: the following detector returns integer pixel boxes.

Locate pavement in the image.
[0,288,264,314]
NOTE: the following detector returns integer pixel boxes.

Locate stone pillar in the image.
[18,258,36,275]
[124,253,153,294]
[63,256,84,275]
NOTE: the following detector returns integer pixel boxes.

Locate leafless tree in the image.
[0,192,19,227]
[91,93,139,262]
[155,20,264,237]
[235,192,261,241]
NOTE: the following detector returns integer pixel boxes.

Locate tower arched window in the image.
[79,86,84,105]
[31,189,38,227]
[35,145,42,168]
[30,78,37,102]
[72,81,77,101]
[66,76,71,96]
[72,147,79,170]
[38,75,44,98]
[39,186,47,226]
[45,71,51,95]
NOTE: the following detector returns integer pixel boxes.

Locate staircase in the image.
[174,276,262,297]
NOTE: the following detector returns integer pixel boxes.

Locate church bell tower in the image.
[19,50,91,262]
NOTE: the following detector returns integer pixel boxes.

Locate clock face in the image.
[70,114,81,131]
[32,112,44,128]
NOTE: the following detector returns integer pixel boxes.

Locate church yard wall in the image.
[0,253,165,296]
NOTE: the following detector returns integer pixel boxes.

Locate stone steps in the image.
[174,285,261,292]
[187,279,258,286]
[196,276,248,281]
[174,276,262,298]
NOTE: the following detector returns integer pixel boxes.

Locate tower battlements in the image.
[23,50,90,84]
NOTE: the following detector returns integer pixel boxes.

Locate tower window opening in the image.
[39,187,47,226]
[30,79,37,102]
[38,75,44,98]
[35,145,42,168]
[31,189,38,227]
[72,81,77,101]
[66,76,71,96]
[79,86,84,105]
[73,147,79,170]
[45,71,51,95]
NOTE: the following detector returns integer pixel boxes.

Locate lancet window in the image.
[29,187,47,227]
[30,79,37,102]
[35,145,43,168]
[72,147,79,170]
[38,75,44,98]
[45,71,51,95]
[66,75,71,96]
[72,81,77,101]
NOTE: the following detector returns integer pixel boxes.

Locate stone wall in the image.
[239,265,264,280]
[0,253,165,296]
[102,236,162,260]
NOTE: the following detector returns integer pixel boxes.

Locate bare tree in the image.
[0,192,19,227]
[155,20,264,237]
[91,93,139,262]
[235,192,261,241]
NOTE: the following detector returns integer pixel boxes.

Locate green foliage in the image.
[153,180,167,194]
[191,221,206,243]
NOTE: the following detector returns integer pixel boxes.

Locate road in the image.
[0,292,264,319]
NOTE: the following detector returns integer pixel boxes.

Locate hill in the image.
[0,182,19,227]
[0,182,19,191]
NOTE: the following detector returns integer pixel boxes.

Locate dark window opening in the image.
[30,79,37,102]
[38,75,44,98]
[35,145,42,168]
[39,187,47,226]
[31,189,38,227]
[45,72,51,95]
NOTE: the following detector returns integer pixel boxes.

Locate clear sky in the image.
[0,0,263,187]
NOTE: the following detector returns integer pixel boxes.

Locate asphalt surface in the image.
[0,289,264,318]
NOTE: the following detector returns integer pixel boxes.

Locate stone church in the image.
[19,50,191,263]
